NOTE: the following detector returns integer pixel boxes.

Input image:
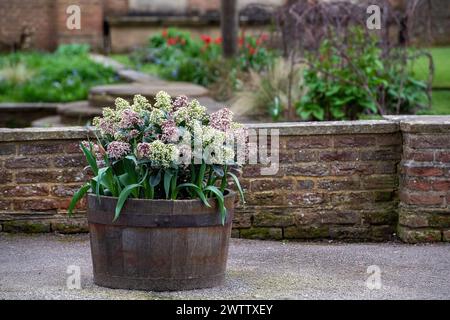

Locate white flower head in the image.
[154,91,172,112]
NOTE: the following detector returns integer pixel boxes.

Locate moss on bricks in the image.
[240,227,283,240]
[398,226,442,243]
[3,220,50,233]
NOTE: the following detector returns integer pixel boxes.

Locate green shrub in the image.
[128,28,275,89]
[0,44,119,102]
[297,28,429,121]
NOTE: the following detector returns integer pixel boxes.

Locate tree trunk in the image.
[221,0,238,58]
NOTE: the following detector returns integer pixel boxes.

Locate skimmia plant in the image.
[68,92,246,224]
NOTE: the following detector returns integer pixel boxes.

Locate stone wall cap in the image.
[244,120,399,135]
[0,127,93,142]
[384,115,450,133]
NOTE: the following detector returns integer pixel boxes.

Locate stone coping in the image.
[383,115,450,133]
[0,120,401,142]
[0,103,58,111]
[0,127,94,142]
[245,120,399,136]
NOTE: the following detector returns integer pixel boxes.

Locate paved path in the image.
[0,234,449,300]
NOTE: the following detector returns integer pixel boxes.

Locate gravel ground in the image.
[0,233,449,300]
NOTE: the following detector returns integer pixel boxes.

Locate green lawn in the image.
[110,54,161,76]
[412,47,450,89]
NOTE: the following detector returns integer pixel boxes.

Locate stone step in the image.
[31,115,64,128]
[89,82,209,108]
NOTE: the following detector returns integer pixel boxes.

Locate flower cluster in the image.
[92,91,244,168]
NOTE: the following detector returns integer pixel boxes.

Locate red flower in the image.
[248,46,256,56]
[200,34,212,45]
[214,37,222,44]
[167,37,177,46]
[238,36,245,47]
[256,33,269,46]
[162,29,168,38]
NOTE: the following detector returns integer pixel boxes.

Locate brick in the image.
[435,151,450,163]
[376,133,402,146]
[317,178,360,191]
[404,166,444,177]
[18,143,64,155]
[0,171,13,184]
[407,134,450,149]
[319,150,359,161]
[361,175,398,190]
[370,225,395,241]
[403,149,434,162]
[375,162,398,174]
[334,135,376,147]
[5,156,51,169]
[51,218,88,234]
[0,185,49,197]
[64,142,83,154]
[363,207,397,225]
[54,155,86,168]
[253,211,295,227]
[284,163,329,176]
[3,220,51,233]
[403,178,433,191]
[230,229,240,238]
[0,200,13,211]
[399,213,429,228]
[51,185,82,197]
[16,170,60,184]
[431,180,450,191]
[245,192,285,206]
[297,179,314,190]
[329,226,371,240]
[55,169,88,183]
[318,210,362,225]
[280,150,318,162]
[398,227,442,243]
[240,227,282,240]
[232,210,253,228]
[286,136,332,149]
[360,148,401,161]
[0,144,16,156]
[250,179,294,192]
[13,199,59,211]
[284,225,330,239]
[287,192,325,206]
[331,162,376,176]
[400,191,445,206]
[443,230,450,242]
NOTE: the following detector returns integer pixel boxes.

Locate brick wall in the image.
[0,117,449,242]
[0,128,90,233]
[234,121,401,241]
[56,0,104,51]
[0,0,56,51]
[397,118,450,243]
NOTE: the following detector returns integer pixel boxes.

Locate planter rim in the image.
[87,188,236,204]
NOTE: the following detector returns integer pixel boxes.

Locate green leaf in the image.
[114,171,147,221]
[80,142,98,176]
[212,165,224,177]
[114,183,141,221]
[150,170,161,187]
[177,183,211,207]
[204,185,227,225]
[227,171,245,204]
[68,183,90,216]
[164,170,173,199]
[197,161,206,189]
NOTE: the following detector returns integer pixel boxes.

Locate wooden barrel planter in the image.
[87,190,236,291]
